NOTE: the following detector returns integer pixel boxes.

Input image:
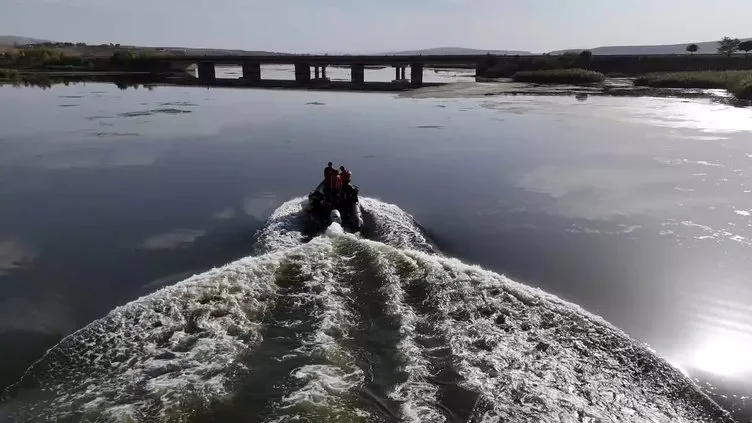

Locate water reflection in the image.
[691,330,752,377]
[0,239,36,277]
[1,75,156,91]
[140,229,207,250]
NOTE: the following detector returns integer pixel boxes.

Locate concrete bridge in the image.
[147,54,491,88]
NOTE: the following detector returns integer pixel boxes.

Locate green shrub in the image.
[634,71,752,100]
[729,75,752,100]
[511,68,605,84]
[634,71,752,89]
[0,69,20,79]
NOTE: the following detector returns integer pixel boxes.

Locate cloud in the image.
[515,165,708,220]
[0,239,36,277]
[0,296,76,335]
[243,193,280,221]
[212,208,238,220]
[140,229,205,250]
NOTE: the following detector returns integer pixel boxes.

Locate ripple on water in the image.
[91,132,140,138]
[118,108,192,118]
[159,102,198,107]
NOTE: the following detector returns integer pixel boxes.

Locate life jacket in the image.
[340,169,352,184]
[333,174,343,190]
[325,167,338,187]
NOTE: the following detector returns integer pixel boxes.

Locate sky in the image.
[2,0,751,53]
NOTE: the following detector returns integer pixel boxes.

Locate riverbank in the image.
[405,79,750,106]
[2,68,751,106]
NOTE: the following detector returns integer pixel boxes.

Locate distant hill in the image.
[0,35,289,56]
[550,38,752,55]
[0,35,51,46]
[386,47,532,56]
[145,47,290,56]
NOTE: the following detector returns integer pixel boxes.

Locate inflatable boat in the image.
[304,180,364,232]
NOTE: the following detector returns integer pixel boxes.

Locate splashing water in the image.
[0,198,734,422]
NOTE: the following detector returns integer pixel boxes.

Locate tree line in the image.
[686,37,752,56]
[0,47,165,72]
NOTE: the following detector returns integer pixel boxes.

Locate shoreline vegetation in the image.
[634,71,752,100]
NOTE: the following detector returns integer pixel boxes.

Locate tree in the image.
[740,40,752,57]
[686,44,698,55]
[579,50,593,61]
[718,37,741,56]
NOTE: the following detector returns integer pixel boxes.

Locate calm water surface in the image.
[0,80,751,420]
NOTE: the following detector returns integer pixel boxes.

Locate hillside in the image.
[0,35,289,57]
[0,35,50,46]
[550,38,752,55]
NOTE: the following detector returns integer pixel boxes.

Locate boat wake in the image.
[0,197,734,422]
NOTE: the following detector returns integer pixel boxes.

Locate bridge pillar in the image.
[351,63,365,84]
[294,63,310,83]
[197,62,216,82]
[314,66,320,79]
[410,63,424,87]
[475,61,486,78]
[242,61,261,82]
[322,65,327,79]
[395,66,400,81]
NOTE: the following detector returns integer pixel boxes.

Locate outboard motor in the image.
[329,209,342,225]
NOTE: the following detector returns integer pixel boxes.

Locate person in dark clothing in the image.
[338,166,353,204]
[324,162,339,204]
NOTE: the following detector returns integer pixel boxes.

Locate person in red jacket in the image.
[339,166,352,185]
[325,162,337,183]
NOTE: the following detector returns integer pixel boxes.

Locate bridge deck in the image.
[146,54,495,65]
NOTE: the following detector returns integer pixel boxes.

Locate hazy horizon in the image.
[2,0,751,53]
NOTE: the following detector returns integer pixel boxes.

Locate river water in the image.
[0,69,751,422]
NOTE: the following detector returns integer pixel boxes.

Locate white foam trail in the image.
[379,247,734,423]
[252,196,309,254]
[264,234,370,422]
[1,251,286,422]
[1,198,735,423]
[370,246,444,422]
[360,197,439,254]
[325,222,344,237]
[253,196,437,255]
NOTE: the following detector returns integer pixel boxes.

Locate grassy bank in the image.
[511,69,605,84]
[634,71,752,99]
[0,69,20,79]
[728,75,752,100]
[633,71,751,88]
[0,47,180,74]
